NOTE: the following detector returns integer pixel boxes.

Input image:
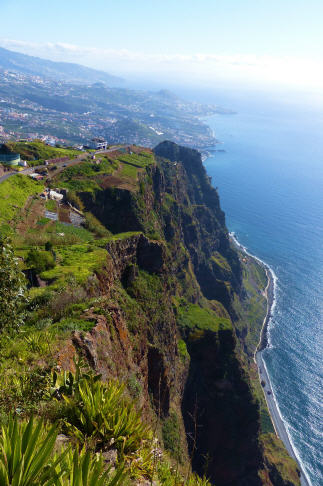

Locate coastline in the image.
[229,232,311,486]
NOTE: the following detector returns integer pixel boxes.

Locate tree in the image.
[0,237,27,332]
[26,249,55,274]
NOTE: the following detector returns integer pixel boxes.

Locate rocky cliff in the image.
[57,141,298,485]
[1,141,300,485]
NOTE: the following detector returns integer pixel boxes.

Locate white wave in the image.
[229,231,278,318]
[262,361,313,486]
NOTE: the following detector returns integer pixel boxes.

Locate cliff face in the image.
[55,141,299,486]
[10,141,299,485]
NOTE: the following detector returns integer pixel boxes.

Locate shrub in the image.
[56,447,128,486]
[62,377,151,456]
[162,412,182,462]
[0,415,65,485]
[45,241,53,252]
[26,249,55,274]
[177,339,189,361]
[0,415,127,486]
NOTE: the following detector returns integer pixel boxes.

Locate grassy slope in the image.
[4,141,79,161]
[177,302,232,335]
[55,151,155,190]
[0,175,43,234]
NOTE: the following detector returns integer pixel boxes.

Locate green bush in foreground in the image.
[0,415,65,485]
[62,377,151,456]
[55,448,128,486]
[26,249,55,274]
[0,415,127,486]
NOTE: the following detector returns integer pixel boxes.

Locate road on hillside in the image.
[0,156,84,184]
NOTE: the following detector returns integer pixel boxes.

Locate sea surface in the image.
[201,92,323,485]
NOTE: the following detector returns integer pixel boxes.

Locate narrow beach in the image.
[255,267,311,486]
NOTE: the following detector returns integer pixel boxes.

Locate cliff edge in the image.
[0,141,300,485]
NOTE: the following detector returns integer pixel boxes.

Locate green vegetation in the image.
[233,254,267,354]
[62,376,151,456]
[26,249,55,274]
[0,238,28,333]
[22,222,95,249]
[177,339,189,361]
[84,212,111,237]
[118,152,154,168]
[211,251,232,273]
[45,222,94,243]
[56,158,118,192]
[0,175,43,231]
[0,415,127,486]
[0,415,65,486]
[56,448,127,486]
[5,141,79,162]
[59,178,100,193]
[260,433,302,486]
[117,152,155,179]
[162,412,182,461]
[119,163,138,179]
[39,244,107,284]
[0,141,299,486]
[105,231,142,242]
[157,462,211,486]
[45,199,57,212]
[65,191,84,211]
[177,301,232,335]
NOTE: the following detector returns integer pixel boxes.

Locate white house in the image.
[88,138,108,150]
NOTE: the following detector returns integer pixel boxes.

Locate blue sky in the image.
[1,0,323,89]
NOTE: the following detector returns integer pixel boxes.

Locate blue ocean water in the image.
[203,95,323,485]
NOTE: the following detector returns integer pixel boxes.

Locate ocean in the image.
[201,91,323,485]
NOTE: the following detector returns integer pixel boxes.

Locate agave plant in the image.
[126,443,155,480]
[62,377,151,456]
[54,448,128,486]
[0,415,66,486]
[0,415,128,486]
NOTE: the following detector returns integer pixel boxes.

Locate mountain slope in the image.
[0,46,122,85]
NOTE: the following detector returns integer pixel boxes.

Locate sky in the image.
[1,0,323,91]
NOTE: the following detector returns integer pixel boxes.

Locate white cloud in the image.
[1,38,323,90]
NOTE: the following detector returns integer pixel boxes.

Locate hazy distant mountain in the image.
[0,47,123,85]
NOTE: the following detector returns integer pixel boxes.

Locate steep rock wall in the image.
[61,141,300,486]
